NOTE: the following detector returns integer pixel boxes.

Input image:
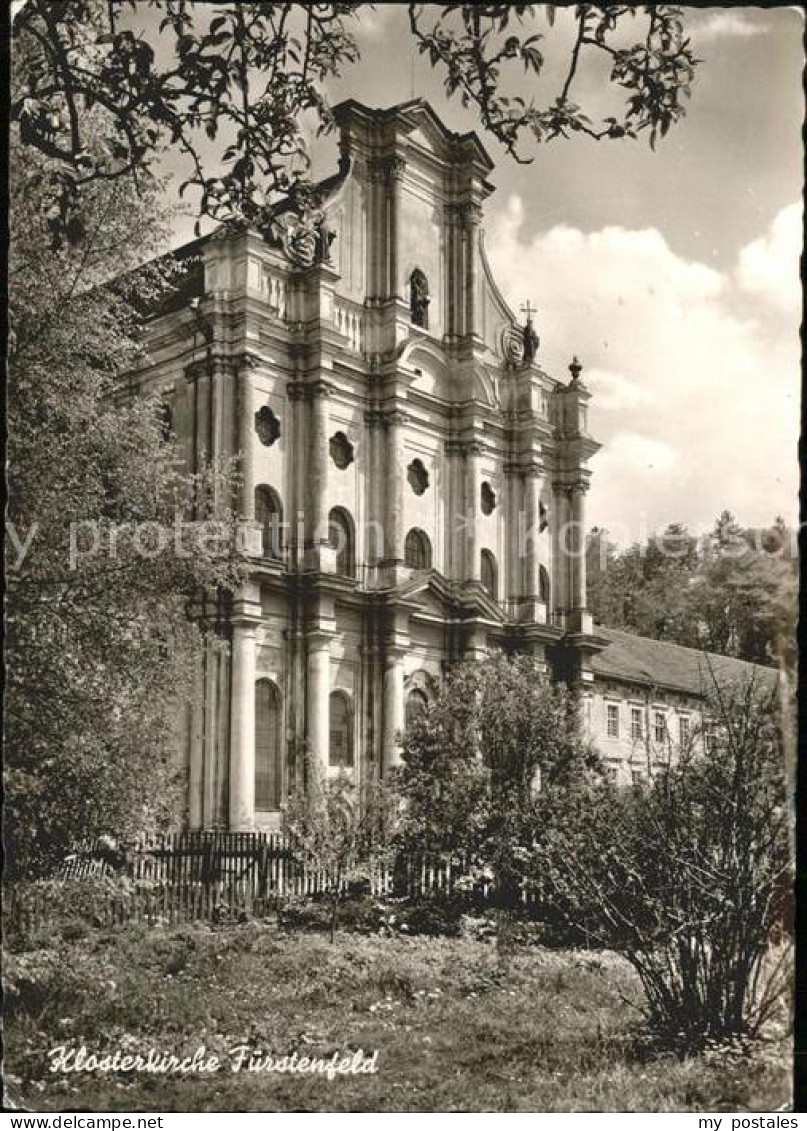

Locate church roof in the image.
[590,626,777,699]
[332,97,495,171]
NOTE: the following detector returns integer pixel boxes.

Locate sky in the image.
[159,4,804,541]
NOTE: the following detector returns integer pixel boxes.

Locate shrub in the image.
[532,676,792,1047]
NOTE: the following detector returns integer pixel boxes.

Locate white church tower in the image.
[135,99,601,830]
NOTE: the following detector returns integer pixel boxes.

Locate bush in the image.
[4,945,118,1021]
[533,677,791,1047]
[4,875,139,950]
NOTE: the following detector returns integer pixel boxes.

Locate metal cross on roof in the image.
[519,300,537,323]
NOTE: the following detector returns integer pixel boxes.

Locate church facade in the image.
[135,99,761,830]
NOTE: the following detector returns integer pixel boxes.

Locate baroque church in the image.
[136,99,763,831]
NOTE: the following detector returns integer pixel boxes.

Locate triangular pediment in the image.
[399,101,494,171]
[395,569,505,624]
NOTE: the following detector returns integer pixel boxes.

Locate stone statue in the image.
[523,318,539,364]
[315,218,336,264]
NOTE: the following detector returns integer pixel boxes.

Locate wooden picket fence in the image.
[57,830,498,901]
[4,831,545,936]
[6,878,270,936]
[58,831,398,898]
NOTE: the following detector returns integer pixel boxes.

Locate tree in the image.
[586,514,797,669]
[6,115,243,877]
[283,763,398,942]
[532,673,791,1047]
[11,2,699,245]
[398,655,598,926]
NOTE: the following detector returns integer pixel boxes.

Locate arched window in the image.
[255,679,282,810]
[158,401,174,443]
[481,549,498,600]
[405,689,428,729]
[329,691,354,768]
[409,268,430,328]
[328,507,356,577]
[539,565,551,606]
[404,527,432,571]
[254,486,283,559]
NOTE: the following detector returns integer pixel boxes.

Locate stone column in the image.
[308,381,332,551]
[464,202,482,339]
[306,632,332,784]
[569,482,587,612]
[210,356,228,510]
[187,647,205,829]
[385,156,406,300]
[550,484,571,627]
[203,633,218,826]
[521,463,544,620]
[465,440,482,582]
[196,361,211,473]
[382,649,406,772]
[229,620,257,831]
[384,409,406,567]
[502,461,518,617]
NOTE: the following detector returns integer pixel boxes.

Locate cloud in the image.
[484,195,800,539]
[602,433,679,473]
[693,12,767,41]
[735,202,803,314]
[353,5,397,41]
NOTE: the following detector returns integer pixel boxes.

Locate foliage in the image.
[397,655,599,927]
[408,4,697,155]
[587,512,797,669]
[6,120,243,878]
[531,674,792,1047]
[284,764,398,941]
[12,2,698,244]
[4,927,790,1112]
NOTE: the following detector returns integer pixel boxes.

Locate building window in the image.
[653,711,666,744]
[328,507,356,577]
[405,689,428,729]
[404,528,432,570]
[679,715,691,746]
[255,404,280,447]
[407,458,429,496]
[329,431,354,470]
[705,728,717,753]
[480,549,498,600]
[254,485,283,559]
[158,401,174,442]
[539,502,548,532]
[631,768,646,787]
[329,691,354,768]
[481,481,496,515]
[630,707,643,741]
[255,679,281,810]
[409,268,430,328]
[606,703,620,738]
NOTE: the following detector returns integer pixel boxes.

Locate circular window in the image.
[481,481,496,515]
[255,405,280,447]
[329,431,354,470]
[407,458,429,496]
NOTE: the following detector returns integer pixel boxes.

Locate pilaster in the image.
[228,588,262,831]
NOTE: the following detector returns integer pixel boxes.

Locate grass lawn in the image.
[5,918,792,1112]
